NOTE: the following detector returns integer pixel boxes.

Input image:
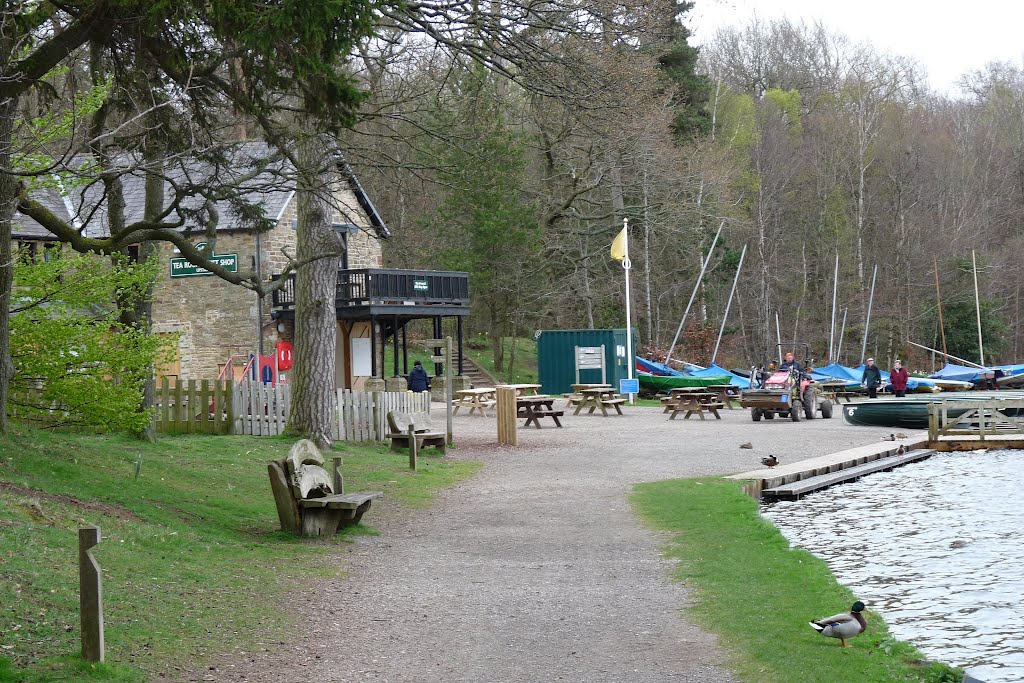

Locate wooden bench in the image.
[267,440,382,537]
[601,398,626,415]
[667,395,724,420]
[385,411,446,454]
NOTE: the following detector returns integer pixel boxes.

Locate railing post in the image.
[927,403,937,443]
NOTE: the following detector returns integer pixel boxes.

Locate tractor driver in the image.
[780,352,802,374]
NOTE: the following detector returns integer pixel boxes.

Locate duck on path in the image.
[809,601,867,647]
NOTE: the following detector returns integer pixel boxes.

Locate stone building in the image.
[13,147,469,390]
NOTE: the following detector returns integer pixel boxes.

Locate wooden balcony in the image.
[271,268,470,320]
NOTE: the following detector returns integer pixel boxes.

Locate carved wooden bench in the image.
[267,439,382,537]
[385,411,446,454]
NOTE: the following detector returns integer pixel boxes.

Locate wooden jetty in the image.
[758,448,936,500]
[727,433,930,499]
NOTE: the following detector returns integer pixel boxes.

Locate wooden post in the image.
[445,335,453,446]
[927,403,938,443]
[496,386,517,446]
[407,424,418,470]
[79,526,104,663]
[332,456,344,493]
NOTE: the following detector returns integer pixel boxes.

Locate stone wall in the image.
[151,180,383,381]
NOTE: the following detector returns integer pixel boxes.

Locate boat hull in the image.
[638,373,732,393]
[842,392,1024,428]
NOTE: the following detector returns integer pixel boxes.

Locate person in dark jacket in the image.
[780,352,802,374]
[862,357,882,398]
[889,359,909,397]
[407,360,431,393]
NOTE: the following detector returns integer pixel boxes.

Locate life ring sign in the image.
[276,341,294,371]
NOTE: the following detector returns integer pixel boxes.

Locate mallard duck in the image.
[760,454,779,468]
[882,433,896,441]
[809,601,866,647]
[896,445,906,455]
[739,442,753,449]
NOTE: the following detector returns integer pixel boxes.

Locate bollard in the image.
[496,386,518,446]
[79,526,104,662]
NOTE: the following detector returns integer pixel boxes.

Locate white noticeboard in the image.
[576,346,604,369]
[351,337,372,376]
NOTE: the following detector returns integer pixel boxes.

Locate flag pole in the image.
[622,218,635,405]
[973,249,985,365]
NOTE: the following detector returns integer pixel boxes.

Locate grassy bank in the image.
[0,428,479,682]
[631,478,963,683]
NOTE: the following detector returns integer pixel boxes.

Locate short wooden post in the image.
[332,456,344,494]
[407,424,418,470]
[927,403,938,443]
[79,526,104,663]
[496,386,517,446]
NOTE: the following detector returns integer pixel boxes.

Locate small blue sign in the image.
[619,378,640,394]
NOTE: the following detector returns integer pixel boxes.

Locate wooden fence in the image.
[234,380,290,436]
[153,379,430,441]
[336,389,431,442]
[153,378,234,434]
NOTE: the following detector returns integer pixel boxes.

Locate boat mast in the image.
[933,256,948,361]
[860,264,878,364]
[665,220,724,367]
[829,252,839,361]
[711,244,747,366]
[906,341,985,369]
[836,307,848,364]
[775,312,782,364]
[973,249,985,366]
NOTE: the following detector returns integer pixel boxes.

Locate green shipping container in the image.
[537,329,637,396]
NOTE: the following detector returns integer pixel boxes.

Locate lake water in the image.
[761,449,1024,683]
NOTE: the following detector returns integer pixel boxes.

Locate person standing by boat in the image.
[862,358,882,398]
[889,359,909,397]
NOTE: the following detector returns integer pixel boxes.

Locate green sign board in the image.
[170,253,238,278]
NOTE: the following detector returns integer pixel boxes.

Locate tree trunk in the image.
[0,98,16,433]
[286,135,341,449]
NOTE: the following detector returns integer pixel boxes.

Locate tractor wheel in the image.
[790,401,801,421]
[764,411,776,420]
[820,399,834,419]
[803,389,817,420]
[751,409,762,422]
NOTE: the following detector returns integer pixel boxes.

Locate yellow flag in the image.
[610,226,627,261]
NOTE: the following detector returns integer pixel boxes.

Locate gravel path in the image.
[190,404,899,683]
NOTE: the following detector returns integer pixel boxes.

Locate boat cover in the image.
[635,357,685,376]
[688,363,750,389]
[928,363,996,383]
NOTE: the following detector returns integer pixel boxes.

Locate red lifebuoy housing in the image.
[276,341,293,371]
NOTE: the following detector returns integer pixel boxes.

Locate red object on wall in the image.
[276,341,294,371]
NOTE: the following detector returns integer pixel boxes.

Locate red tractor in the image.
[740,364,833,422]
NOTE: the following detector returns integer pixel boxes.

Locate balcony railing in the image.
[271,268,469,311]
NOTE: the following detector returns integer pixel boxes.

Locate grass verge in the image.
[0,427,479,682]
[631,477,963,683]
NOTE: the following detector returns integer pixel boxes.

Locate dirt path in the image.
[189,405,899,682]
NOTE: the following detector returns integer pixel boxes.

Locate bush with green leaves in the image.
[9,249,170,433]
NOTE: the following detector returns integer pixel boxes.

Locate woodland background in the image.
[353,13,1024,373]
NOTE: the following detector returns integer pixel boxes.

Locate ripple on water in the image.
[761,449,1024,683]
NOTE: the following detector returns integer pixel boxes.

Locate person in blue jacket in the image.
[407,360,431,393]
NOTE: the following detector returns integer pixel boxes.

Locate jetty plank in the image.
[761,449,936,500]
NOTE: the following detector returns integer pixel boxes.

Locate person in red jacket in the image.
[889,359,910,397]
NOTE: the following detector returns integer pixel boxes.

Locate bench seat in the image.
[298,491,382,509]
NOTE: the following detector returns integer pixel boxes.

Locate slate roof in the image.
[13,142,390,241]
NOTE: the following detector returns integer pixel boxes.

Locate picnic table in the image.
[573,387,625,417]
[705,384,741,409]
[565,383,611,408]
[664,389,723,420]
[453,387,496,416]
[500,383,543,397]
[659,386,706,412]
[516,396,564,428]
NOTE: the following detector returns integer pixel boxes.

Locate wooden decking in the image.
[758,448,936,500]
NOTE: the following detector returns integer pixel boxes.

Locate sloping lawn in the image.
[0,428,478,682]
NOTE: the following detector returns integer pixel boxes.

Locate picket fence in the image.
[153,378,234,435]
[152,379,430,441]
